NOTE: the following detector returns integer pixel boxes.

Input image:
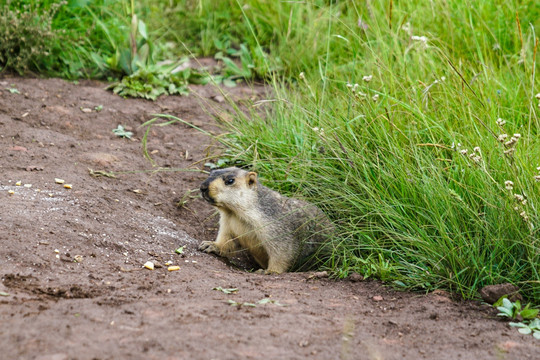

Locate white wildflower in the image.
[534,175,540,182]
[535,93,540,100]
[504,148,515,155]
[355,91,367,98]
[411,35,428,42]
[497,134,508,142]
[402,22,411,34]
[411,35,429,49]
[372,94,379,102]
[299,72,305,80]
[473,147,481,153]
[362,75,373,82]
[460,149,468,155]
[514,194,524,202]
[513,133,521,139]
[504,180,514,190]
[496,118,506,126]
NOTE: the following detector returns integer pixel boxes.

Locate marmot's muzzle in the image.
[200,180,215,204]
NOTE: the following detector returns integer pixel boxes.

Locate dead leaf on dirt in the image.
[0,291,9,296]
[213,286,238,294]
[257,298,285,306]
[9,146,27,152]
[167,266,180,271]
[131,189,143,194]
[55,178,65,184]
[80,107,92,113]
[228,299,256,307]
[373,295,384,302]
[88,168,116,178]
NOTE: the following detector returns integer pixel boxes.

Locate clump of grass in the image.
[0,0,63,75]
[217,1,540,302]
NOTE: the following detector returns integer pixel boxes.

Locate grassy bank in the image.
[205,0,540,301]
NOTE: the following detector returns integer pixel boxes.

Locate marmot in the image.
[198,167,333,274]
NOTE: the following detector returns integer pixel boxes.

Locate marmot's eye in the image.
[225,178,235,185]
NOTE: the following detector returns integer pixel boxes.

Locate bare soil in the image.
[0,76,536,360]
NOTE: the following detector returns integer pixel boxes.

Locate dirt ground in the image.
[0,75,537,360]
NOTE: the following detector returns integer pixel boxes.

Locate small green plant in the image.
[213,287,238,294]
[497,298,539,321]
[112,125,133,139]
[496,298,540,339]
[509,319,540,339]
[108,64,199,100]
[213,41,255,87]
[174,246,184,254]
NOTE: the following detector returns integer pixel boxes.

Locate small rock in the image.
[80,107,92,113]
[143,261,154,270]
[212,95,225,103]
[479,283,521,304]
[306,271,328,280]
[373,295,384,302]
[347,272,363,282]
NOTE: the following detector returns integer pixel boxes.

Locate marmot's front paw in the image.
[255,268,281,275]
[198,241,220,254]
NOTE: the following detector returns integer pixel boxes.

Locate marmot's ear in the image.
[247,172,258,187]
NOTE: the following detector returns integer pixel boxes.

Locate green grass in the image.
[201,0,540,302]
[2,0,539,302]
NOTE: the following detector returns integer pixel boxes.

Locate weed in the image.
[496,298,540,339]
[0,0,62,75]
[496,298,539,321]
[112,125,133,139]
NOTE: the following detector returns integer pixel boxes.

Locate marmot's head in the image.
[200,167,258,208]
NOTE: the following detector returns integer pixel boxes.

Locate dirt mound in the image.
[0,77,536,359]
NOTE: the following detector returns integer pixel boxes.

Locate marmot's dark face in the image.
[200,167,258,208]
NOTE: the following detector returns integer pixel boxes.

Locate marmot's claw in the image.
[198,241,219,254]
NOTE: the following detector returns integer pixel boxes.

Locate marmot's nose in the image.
[200,182,209,193]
